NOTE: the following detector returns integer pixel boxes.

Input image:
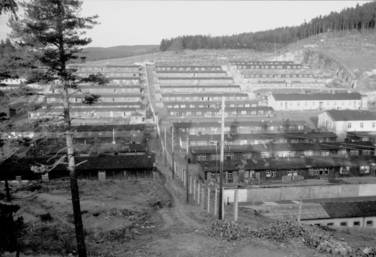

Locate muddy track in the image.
[156,166,201,231]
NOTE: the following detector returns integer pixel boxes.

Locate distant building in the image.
[268,92,366,111]
[318,110,376,136]
[0,78,26,85]
[249,197,376,229]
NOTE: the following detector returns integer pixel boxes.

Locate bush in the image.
[20,222,76,254]
[252,219,304,242]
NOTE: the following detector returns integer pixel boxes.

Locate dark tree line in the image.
[160,1,376,51]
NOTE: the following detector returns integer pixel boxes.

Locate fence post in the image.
[207,186,211,213]
[197,182,201,205]
[98,171,106,181]
[201,185,205,209]
[214,187,218,216]
[42,174,49,183]
[222,187,225,219]
[193,178,197,202]
[234,189,239,222]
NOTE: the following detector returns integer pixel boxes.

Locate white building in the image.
[268,92,366,111]
[318,110,376,137]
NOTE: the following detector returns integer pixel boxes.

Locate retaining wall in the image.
[224,184,376,203]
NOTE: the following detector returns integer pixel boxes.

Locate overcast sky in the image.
[0,0,368,47]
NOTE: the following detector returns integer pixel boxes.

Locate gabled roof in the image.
[158,77,233,80]
[162,92,248,97]
[326,110,376,121]
[272,92,362,101]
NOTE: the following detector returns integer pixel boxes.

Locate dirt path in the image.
[158,175,201,231]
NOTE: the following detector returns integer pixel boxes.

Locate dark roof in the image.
[272,92,362,101]
[156,70,226,74]
[167,106,272,112]
[199,156,376,172]
[72,124,146,131]
[36,107,144,112]
[1,154,154,175]
[173,120,307,128]
[46,93,142,98]
[162,92,248,97]
[79,85,142,89]
[326,110,376,121]
[156,65,222,68]
[160,84,240,88]
[321,201,376,219]
[158,77,233,80]
[191,142,374,154]
[188,132,336,141]
[166,100,259,106]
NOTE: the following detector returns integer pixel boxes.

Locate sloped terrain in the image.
[278,31,376,91]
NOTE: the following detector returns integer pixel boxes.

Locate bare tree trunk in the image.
[63,86,87,257]
[5,179,11,202]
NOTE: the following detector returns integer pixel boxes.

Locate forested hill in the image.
[160,1,376,51]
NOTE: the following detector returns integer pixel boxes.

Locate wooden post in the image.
[164,127,167,166]
[189,176,193,194]
[197,182,201,205]
[98,171,106,181]
[214,188,218,216]
[185,132,190,203]
[193,178,197,202]
[221,187,225,219]
[207,186,211,213]
[201,185,205,209]
[234,189,239,222]
[298,199,303,225]
[218,97,225,220]
[171,126,175,178]
[42,174,49,183]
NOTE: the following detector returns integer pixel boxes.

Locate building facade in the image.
[269,92,366,111]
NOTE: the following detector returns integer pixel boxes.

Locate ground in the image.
[2,137,375,256]
[3,174,327,257]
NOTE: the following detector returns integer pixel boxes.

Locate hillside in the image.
[159,2,376,52]
[276,31,376,91]
[82,45,159,61]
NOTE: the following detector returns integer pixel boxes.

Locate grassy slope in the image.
[86,49,273,65]
[282,31,376,91]
[82,45,159,62]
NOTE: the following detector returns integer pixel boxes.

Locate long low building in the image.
[318,110,376,137]
[174,120,309,135]
[199,155,376,184]
[28,107,146,125]
[162,92,249,102]
[159,84,240,94]
[166,100,260,110]
[45,93,143,104]
[158,77,234,85]
[190,141,375,162]
[268,92,366,111]
[0,154,155,180]
[167,106,273,119]
[181,132,337,148]
[245,197,376,229]
[155,70,227,78]
[155,65,222,72]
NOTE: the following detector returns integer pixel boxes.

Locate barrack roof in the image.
[326,110,376,121]
[272,92,362,101]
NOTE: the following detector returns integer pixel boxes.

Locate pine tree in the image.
[10,1,97,256]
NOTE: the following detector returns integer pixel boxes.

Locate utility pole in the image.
[171,125,175,178]
[218,97,225,220]
[186,131,190,203]
[164,127,167,165]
